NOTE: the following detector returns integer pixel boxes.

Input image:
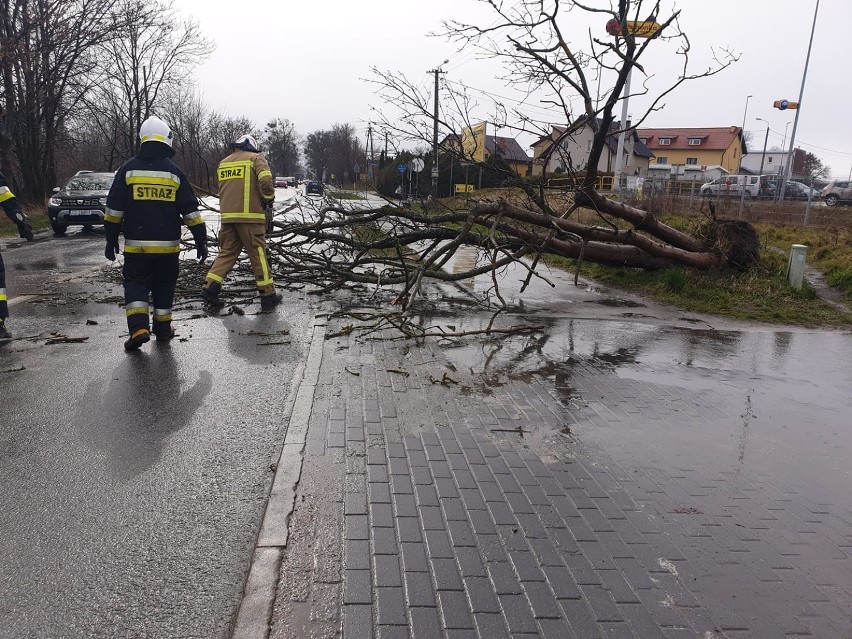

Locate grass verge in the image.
[0,204,50,237]
[558,250,851,328]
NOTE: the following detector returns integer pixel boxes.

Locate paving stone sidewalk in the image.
[267,323,852,639]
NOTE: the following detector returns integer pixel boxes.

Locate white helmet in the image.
[139,116,173,148]
[232,134,259,153]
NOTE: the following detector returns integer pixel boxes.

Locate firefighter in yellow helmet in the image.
[200,134,282,311]
[104,116,207,351]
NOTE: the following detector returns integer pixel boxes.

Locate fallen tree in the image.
[183,1,758,326]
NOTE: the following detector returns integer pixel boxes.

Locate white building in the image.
[740,148,807,179]
[741,150,787,175]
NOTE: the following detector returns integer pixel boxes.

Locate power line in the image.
[750,127,852,158]
[442,78,566,119]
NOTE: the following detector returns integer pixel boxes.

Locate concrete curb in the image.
[231,319,326,639]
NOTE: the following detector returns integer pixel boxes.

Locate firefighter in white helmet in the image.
[200,134,282,311]
[104,115,207,351]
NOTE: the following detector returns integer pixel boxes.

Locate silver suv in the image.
[821,180,852,206]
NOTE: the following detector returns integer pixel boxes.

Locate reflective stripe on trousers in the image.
[203,223,275,295]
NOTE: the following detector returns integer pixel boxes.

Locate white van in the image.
[700,175,768,199]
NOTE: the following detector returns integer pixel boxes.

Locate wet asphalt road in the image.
[0,227,314,638]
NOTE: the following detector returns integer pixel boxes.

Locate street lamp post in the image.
[781,0,820,205]
[756,118,770,177]
[739,94,752,172]
[779,121,792,178]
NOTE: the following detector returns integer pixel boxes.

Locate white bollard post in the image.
[787,244,808,290]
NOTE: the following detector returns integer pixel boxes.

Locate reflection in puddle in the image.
[592,297,645,308]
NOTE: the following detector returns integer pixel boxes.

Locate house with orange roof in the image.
[635,126,746,175]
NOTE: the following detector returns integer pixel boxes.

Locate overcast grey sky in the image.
[175,0,851,177]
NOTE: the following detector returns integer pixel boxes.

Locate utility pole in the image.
[428,61,448,197]
[739,94,752,173]
[756,118,770,177]
[781,0,819,205]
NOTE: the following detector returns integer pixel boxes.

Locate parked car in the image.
[285,177,298,188]
[274,176,288,188]
[784,181,820,201]
[821,180,852,206]
[699,175,767,199]
[47,171,115,236]
[305,181,323,196]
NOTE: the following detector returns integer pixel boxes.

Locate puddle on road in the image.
[327,255,852,505]
[590,297,645,308]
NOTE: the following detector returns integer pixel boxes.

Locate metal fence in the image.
[543,175,615,191]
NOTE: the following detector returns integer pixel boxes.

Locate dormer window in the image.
[639,137,649,144]
[688,137,702,146]
[658,138,671,146]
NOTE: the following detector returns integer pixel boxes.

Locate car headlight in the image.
[49,197,62,206]
[99,197,108,205]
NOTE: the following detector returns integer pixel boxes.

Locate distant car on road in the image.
[305,181,323,196]
[821,180,852,206]
[274,176,288,188]
[47,171,115,236]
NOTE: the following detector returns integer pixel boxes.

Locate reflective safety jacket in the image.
[105,145,205,256]
[216,149,275,224]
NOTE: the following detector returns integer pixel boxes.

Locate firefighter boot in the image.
[260,292,283,312]
[201,281,223,308]
[124,328,150,351]
[0,318,11,343]
[154,326,176,343]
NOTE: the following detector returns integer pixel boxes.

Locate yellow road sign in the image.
[461,122,486,163]
[625,21,661,37]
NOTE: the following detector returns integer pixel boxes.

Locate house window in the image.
[639,137,648,144]
[686,157,698,165]
[768,157,773,164]
[688,138,702,146]
[657,157,668,164]
[658,138,671,146]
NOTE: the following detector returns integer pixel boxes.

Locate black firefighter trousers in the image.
[123,254,179,337]
[0,250,8,319]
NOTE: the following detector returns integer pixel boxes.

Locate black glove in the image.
[18,222,33,242]
[196,242,208,263]
[105,238,120,261]
[264,203,274,235]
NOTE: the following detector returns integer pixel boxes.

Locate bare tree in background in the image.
[163,89,218,193]
[303,124,364,185]
[79,0,211,166]
[262,118,300,178]
[304,129,333,182]
[0,0,122,198]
